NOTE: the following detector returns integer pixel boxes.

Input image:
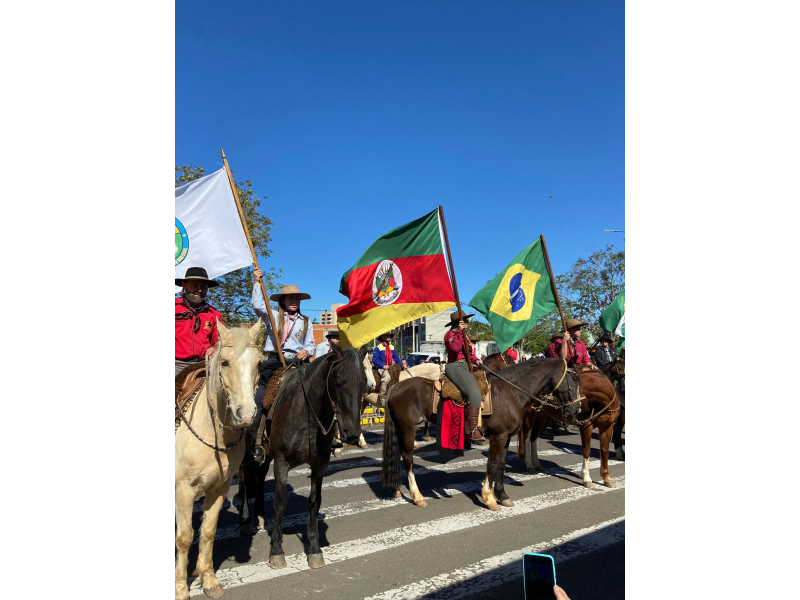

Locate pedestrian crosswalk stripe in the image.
[363,517,625,599]
[188,475,625,595]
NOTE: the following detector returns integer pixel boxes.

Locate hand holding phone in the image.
[523,553,557,600]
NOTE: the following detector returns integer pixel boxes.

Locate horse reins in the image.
[480,359,584,412]
[300,353,346,436]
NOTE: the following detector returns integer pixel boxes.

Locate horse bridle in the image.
[300,353,347,436]
[177,340,260,451]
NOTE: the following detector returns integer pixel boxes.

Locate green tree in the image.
[175,166,283,325]
[468,320,494,341]
[554,244,625,342]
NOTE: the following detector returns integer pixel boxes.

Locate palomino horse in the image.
[382,356,582,510]
[175,320,261,600]
[517,366,621,488]
[237,344,367,569]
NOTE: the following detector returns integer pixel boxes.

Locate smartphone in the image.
[522,553,557,600]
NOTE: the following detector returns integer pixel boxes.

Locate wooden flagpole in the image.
[540,233,569,352]
[438,206,473,373]
[221,148,285,367]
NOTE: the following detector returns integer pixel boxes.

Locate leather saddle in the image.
[175,363,206,429]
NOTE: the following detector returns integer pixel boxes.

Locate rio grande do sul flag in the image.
[336,209,455,348]
[468,236,558,353]
[175,168,252,293]
[599,288,625,337]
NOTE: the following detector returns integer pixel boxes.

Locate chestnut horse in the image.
[381,356,583,510]
[517,367,621,488]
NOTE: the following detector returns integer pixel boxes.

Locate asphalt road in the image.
[183,423,625,600]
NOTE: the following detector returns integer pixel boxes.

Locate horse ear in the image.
[330,343,345,357]
[567,355,579,369]
[248,318,262,343]
[217,318,230,341]
[358,344,369,361]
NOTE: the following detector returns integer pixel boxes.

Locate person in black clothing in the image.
[593,334,617,368]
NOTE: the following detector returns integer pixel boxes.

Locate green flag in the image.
[468,236,558,353]
[599,288,625,338]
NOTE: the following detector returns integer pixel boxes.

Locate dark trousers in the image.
[249,355,309,452]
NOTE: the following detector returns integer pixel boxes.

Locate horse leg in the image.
[494,435,514,507]
[306,460,328,569]
[580,423,594,488]
[599,421,616,488]
[268,455,289,569]
[175,483,195,600]
[195,487,228,598]
[481,436,503,511]
[423,420,432,443]
[237,464,255,536]
[254,458,271,530]
[401,428,426,507]
[357,400,369,449]
[526,414,548,473]
[613,408,625,460]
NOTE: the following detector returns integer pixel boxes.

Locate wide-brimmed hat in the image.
[449,310,475,323]
[176,266,219,288]
[378,331,395,339]
[468,335,478,342]
[551,332,564,341]
[598,333,614,343]
[565,318,587,330]
[269,284,311,302]
[326,329,340,339]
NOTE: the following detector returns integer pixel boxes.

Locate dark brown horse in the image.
[381,356,583,510]
[602,359,625,459]
[517,366,621,488]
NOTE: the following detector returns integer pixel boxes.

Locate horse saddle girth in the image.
[435,370,493,416]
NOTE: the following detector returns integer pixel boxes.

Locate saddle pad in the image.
[371,362,404,394]
[439,370,492,415]
[175,380,204,432]
[262,365,290,410]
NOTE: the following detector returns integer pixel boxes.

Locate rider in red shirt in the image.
[556,319,596,369]
[175,267,222,376]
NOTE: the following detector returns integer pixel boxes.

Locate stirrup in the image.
[470,428,487,443]
[249,446,265,466]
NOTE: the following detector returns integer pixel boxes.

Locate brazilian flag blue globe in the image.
[468,237,558,353]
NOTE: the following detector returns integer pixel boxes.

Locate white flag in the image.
[175,168,253,292]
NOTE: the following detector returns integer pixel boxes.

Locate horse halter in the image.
[300,353,347,436]
[211,340,261,432]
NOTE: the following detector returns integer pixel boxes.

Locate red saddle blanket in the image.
[437,398,465,456]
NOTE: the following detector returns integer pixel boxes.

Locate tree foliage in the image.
[175,165,283,325]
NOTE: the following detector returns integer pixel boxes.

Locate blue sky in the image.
[176,0,624,321]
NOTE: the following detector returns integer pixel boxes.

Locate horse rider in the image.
[372,331,405,401]
[503,347,518,365]
[247,268,316,465]
[315,329,340,358]
[545,333,562,358]
[443,310,486,444]
[553,319,597,370]
[175,266,221,376]
[593,333,618,368]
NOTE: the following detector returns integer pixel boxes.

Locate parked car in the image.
[406,352,443,368]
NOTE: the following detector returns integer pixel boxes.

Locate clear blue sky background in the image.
[176,0,624,322]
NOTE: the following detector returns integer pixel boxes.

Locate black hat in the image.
[176,266,219,288]
[598,333,614,343]
[326,329,340,339]
[378,331,395,339]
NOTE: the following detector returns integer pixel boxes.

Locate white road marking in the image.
[206,458,621,543]
[363,517,625,600]
[188,475,625,595]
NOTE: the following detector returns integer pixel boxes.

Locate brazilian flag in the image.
[468,236,558,353]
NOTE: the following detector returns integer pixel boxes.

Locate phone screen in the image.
[523,553,556,600]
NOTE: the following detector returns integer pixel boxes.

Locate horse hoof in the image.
[423,436,432,443]
[333,448,343,458]
[307,553,326,569]
[239,522,255,537]
[526,465,543,473]
[269,554,287,569]
[583,481,595,489]
[257,515,266,529]
[604,480,616,488]
[175,587,190,600]
[616,449,625,460]
[486,502,501,511]
[392,490,402,499]
[203,585,225,598]
[413,498,428,508]
[358,442,369,450]
[500,499,515,507]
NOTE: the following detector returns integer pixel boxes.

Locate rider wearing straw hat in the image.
[175,266,222,376]
[443,310,485,444]
[557,318,596,369]
[248,269,316,464]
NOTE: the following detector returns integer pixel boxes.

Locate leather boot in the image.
[467,406,486,444]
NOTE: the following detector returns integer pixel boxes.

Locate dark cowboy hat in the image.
[176,266,219,288]
[378,331,395,339]
[269,284,311,302]
[598,333,614,343]
[565,318,588,330]
[326,329,340,339]
[449,310,475,323]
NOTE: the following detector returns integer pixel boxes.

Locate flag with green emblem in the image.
[468,236,558,353]
[599,288,625,337]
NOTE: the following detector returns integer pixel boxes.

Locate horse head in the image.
[207,319,262,428]
[328,344,366,445]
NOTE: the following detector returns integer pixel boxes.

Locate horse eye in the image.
[221,360,229,367]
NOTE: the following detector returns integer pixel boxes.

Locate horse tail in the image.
[382,393,402,491]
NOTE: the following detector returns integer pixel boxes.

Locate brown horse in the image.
[603,359,625,459]
[517,367,621,488]
[381,356,583,510]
